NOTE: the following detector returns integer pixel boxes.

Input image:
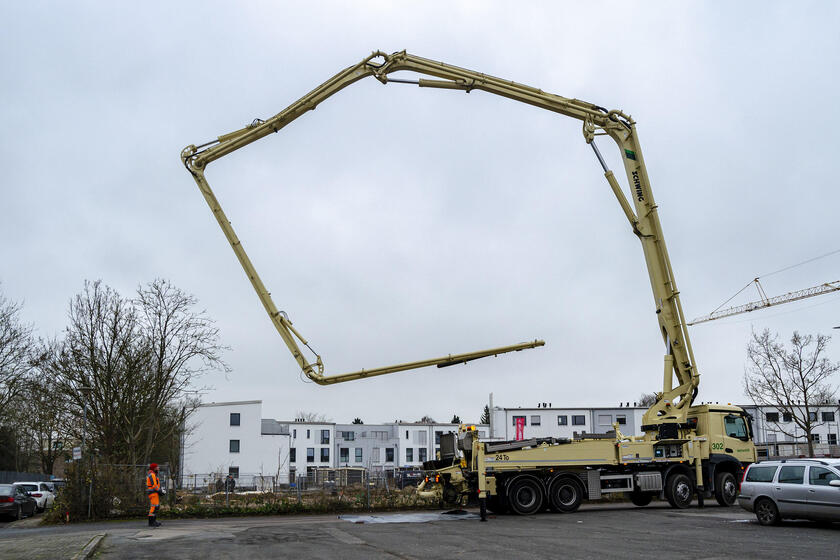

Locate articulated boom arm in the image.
[182,50,698,414]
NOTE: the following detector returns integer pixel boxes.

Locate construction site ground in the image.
[1,501,837,560]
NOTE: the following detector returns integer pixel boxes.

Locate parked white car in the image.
[13,482,55,512]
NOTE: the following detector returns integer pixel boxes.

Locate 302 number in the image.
[711,442,724,450]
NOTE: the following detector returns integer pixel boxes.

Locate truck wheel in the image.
[629,491,653,507]
[547,477,583,513]
[664,473,693,509]
[754,497,780,526]
[507,477,544,515]
[714,471,738,507]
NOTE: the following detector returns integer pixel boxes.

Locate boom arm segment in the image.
[182,51,698,415]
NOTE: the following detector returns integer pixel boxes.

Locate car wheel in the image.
[507,477,544,516]
[714,471,738,507]
[665,473,693,509]
[547,476,583,513]
[754,497,780,526]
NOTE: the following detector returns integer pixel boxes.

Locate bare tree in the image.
[0,288,35,409]
[638,392,657,408]
[45,280,226,465]
[743,329,839,456]
[295,411,331,422]
[418,415,436,423]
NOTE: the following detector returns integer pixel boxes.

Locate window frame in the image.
[572,415,586,426]
[229,439,240,453]
[557,415,568,426]
[229,412,241,426]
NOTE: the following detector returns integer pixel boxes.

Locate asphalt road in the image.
[2,503,838,560]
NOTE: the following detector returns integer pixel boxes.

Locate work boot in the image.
[150,515,161,528]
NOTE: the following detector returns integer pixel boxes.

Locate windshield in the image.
[17,484,38,492]
[724,415,749,440]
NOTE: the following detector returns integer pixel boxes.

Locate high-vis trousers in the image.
[148,492,159,516]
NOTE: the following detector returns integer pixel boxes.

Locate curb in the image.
[72,533,106,560]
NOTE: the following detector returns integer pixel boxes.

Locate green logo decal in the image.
[625,149,637,160]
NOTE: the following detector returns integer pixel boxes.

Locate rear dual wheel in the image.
[547,477,584,513]
[507,477,544,516]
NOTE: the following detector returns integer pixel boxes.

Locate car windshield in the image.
[0,485,13,496]
[17,484,38,492]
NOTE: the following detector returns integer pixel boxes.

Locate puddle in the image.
[339,510,480,524]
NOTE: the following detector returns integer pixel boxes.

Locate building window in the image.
[435,431,443,444]
[765,412,779,422]
[531,415,541,426]
[321,430,330,444]
[293,429,297,439]
[229,439,240,453]
[512,416,527,426]
[406,430,409,440]
[290,448,296,462]
[340,447,349,463]
[616,415,626,425]
[355,448,363,462]
[829,434,838,445]
[822,411,835,422]
[228,467,239,478]
[419,448,427,462]
[598,415,612,426]
[230,413,240,426]
[386,448,394,462]
[809,411,818,422]
[811,433,821,443]
[306,429,311,439]
[406,448,414,462]
[307,448,315,463]
[341,431,355,441]
[782,412,792,423]
[320,448,330,462]
[557,415,568,426]
[572,415,586,426]
[372,447,381,462]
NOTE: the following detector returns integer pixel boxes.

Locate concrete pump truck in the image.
[182,51,756,520]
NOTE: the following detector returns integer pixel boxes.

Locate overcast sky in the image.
[2,1,839,425]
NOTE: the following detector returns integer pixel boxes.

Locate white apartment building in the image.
[490,405,646,441]
[285,420,336,480]
[181,400,291,487]
[740,403,840,457]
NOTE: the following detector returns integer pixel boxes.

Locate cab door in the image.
[773,465,808,516]
[806,466,840,521]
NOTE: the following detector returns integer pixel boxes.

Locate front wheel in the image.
[665,473,693,509]
[714,472,738,507]
[754,497,780,526]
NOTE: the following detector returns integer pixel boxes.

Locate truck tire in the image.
[714,471,738,507]
[664,473,693,509]
[507,477,544,516]
[629,490,653,507]
[547,476,583,513]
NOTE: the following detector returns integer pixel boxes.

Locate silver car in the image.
[738,458,840,525]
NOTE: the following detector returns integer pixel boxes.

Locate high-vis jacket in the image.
[146,471,161,495]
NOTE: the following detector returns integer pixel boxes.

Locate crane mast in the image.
[182,51,698,423]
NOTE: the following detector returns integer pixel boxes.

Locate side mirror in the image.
[829,480,840,488]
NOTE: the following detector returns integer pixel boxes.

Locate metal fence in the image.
[0,471,52,484]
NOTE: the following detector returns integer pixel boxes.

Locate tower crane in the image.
[688,279,840,325]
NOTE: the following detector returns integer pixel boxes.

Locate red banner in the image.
[515,417,525,441]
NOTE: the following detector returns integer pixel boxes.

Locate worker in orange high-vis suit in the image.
[146,463,162,527]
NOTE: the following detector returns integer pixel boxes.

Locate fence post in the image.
[365,469,370,510]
